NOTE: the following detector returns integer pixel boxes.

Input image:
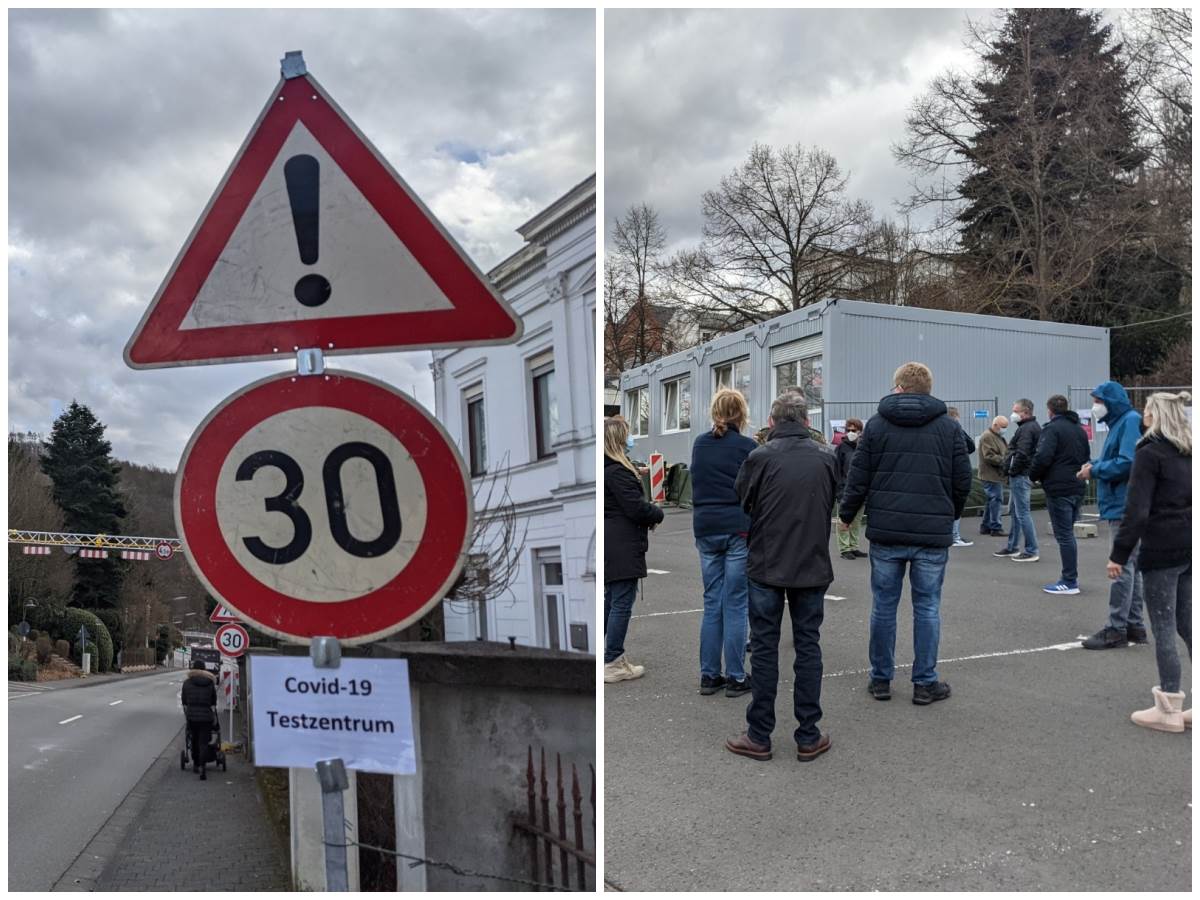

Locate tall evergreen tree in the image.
[956,8,1150,323]
[40,402,127,609]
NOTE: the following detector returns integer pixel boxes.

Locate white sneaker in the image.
[604,654,644,683]
[952,538,973,548]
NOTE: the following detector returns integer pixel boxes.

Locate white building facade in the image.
[432,175,596,654]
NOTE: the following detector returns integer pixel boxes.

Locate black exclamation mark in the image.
[284,154,331,307]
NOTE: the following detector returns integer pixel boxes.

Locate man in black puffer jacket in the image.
[839,362,971,706]
[182,659,218,779]
[1029,394,1091,595]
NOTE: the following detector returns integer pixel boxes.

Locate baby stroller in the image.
[181,708,227,776]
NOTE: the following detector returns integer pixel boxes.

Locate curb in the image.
[51,725,186,891]
[32,667,178,693]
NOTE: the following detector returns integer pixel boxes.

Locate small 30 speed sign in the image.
[215,623,250,658]
[175,371,473,645]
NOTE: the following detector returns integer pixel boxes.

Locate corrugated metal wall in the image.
[618,300,1110,468]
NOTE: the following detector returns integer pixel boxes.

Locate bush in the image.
[8,655,38,681]
[35,636,52,664]
[8,633,19,655]
[55,608,114,673]
[55,639,70,660]
[27,628,40,642]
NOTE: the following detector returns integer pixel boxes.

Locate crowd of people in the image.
[603,362,1192,760]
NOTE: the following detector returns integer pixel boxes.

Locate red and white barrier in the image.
[22,546,51,555]
[121,550,151,561]
[79,548,108,559]
[649,452,666,503]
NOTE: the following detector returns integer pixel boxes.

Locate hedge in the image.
[47,608,114,673]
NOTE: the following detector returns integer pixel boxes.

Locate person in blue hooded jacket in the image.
[1077,381,1147,649]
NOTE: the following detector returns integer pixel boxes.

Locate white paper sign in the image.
[250,656,415,774]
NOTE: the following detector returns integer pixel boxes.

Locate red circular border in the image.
[215,623,249,658]
[177,372,471,642]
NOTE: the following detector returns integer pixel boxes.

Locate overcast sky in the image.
[605,8,986,252]
[9,8,595,469]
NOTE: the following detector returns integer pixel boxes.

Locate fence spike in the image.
[571,763,586,889]
[556,754,569,888]
[540,748,552,887]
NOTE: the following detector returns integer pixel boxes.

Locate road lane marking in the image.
[633,595,846,618]
[822,641,1084,679]
[58,715,82,725]
[647,569,671,575]
[109,700,123,706]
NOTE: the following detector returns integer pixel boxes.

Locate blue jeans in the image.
[746,579,826,747]
[695,533,749,680]
[1004,475,1038,554]
[869,544,948,684]
[604,579,638,663]
[1046,494,1083,584]
[1105,519,1145,631]
[982,481,1004,532]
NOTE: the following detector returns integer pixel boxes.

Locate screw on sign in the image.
[175,370,473,646]
[215,623,250,658]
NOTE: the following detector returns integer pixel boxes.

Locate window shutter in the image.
[769,334,823,366]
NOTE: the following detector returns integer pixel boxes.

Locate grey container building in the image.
[618,299,1110,466]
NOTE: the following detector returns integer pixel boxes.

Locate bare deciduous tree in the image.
[605,204,671,373]
[665,144,874,324]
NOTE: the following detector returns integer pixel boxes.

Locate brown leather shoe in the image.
[724,732,772,761]
[796,733,831,761]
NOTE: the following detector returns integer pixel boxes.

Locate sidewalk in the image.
[80,709,290,891]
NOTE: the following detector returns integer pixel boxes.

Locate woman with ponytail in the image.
[689,389,758,696]
[604,416,664,683]
[1107,391,1192,732]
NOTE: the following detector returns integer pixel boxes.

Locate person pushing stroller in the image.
[182,658,218,780]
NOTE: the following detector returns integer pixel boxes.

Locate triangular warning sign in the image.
[210,603,240,623]
[125,64,522,369]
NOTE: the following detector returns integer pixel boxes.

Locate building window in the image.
[530,353,558,460]
[713,358,751,410]
[774,356,823,430]
[536,552,566,650]
[624,386,649,436]
[662,376,691,433]
[464,384,486,477]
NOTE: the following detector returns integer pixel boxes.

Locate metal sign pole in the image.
[311,635,349,891]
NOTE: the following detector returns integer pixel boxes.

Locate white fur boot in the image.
[1130,686,1186,733]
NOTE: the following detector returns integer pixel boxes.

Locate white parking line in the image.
[109,700,123,706]
[647,569,671,575]
[822,640,1083,679]
[633,595,846,618]
[58,715,82,725]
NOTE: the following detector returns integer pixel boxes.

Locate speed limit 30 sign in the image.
[175,370,473,645]
[215,623,250,658]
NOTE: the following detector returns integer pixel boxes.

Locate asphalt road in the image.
[605,507,1192,891]
[8,670,187,891]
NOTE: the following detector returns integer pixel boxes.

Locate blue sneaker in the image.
[1042,581,1080,595]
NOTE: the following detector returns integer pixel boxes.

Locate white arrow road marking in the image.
[58,715,82,725]
[109,700,123,706]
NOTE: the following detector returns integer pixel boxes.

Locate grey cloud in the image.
[9,8,594,470]
[605,8,975,250]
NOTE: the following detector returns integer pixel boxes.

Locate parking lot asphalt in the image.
[603,505,1191,892]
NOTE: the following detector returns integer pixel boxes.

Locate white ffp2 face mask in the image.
[845,431,859,443]
[1092,402,1107,422]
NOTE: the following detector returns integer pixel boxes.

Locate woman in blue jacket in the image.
[690,389,758,697]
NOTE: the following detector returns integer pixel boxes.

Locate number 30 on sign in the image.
[175,370,473,646]
[215,623,250,658]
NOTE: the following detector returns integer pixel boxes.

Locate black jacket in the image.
[604,456,664,583]
[1111,436,1191,571]
[833,437,858,496]
[839,393,972,548]
[1004,416,1042,477]
[1028,411,1090,497]
[735,421,837,589]
[181,672,217,723]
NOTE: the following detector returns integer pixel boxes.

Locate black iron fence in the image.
[514,746,595,891]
